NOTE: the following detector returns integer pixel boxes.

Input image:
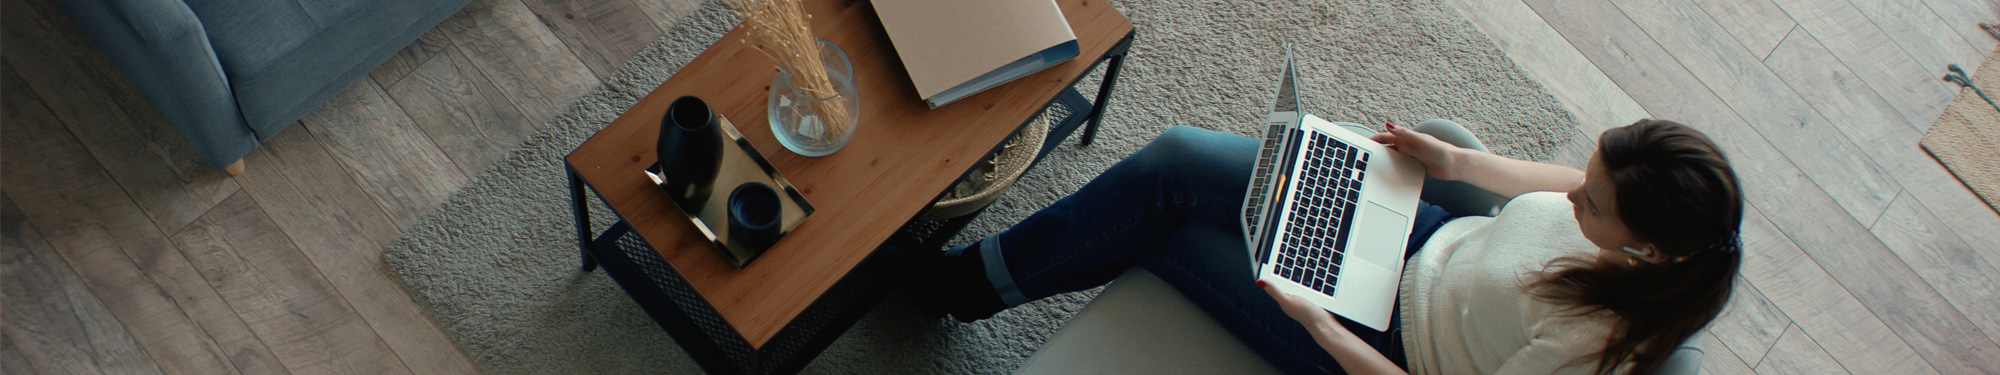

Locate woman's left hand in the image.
[1258,279,1353,340]
[1259,279,1408,375]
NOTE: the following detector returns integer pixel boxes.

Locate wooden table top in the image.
[564,0,1132,348]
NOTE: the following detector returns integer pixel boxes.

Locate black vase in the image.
[728,182,782,251]
[658,96,723,195]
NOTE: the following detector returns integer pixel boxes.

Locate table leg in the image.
[1082,32,1135,147]
[569,166,598,272]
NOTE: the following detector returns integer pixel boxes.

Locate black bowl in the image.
[728,182,782,250]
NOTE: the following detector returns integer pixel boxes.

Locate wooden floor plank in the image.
[1761,27,2000,273]
[633,0,705,33]
[1697,333,1758,375]
[1708,278,1790,369]
[1,65,289,375]
[385,42,539,176]
[1612,0,1901,225]
[371,28,455,90]
[1,332,37,375]
[1768,0,1958,129]
[299,79,471,229]
[1,0,239,234]
[1754,324,1852,375]
[1870,191,2000,346]
[1740,143,2000,373]
[1917,0,2000,58]
[1845,0,1984,79]
[2,194,166,375]
[1446,0,1652,135]
[168,191,416,375]
[1687,0,1795,60]
[437,0,600,125]
[236,123,481,375]
[520,0,662,78]
[1734,207,1937,374]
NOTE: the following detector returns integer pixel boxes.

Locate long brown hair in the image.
[1530,119,1744,375]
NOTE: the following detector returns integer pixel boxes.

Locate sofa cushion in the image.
[185,0,467,138]
[182,0,317,80]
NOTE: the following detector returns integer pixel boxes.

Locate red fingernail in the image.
[1385,121,1396,130]
[1255,279,1269,288]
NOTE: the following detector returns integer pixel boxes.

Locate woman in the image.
[902,119,1743,375]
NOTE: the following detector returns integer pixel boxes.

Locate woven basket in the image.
[918,111,1052,221]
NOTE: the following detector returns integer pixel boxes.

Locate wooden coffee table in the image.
[562,0,1133,373]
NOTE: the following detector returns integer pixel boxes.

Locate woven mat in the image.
[1922,49,2000,213]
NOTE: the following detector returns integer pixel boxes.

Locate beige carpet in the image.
[1922,49,2000,213]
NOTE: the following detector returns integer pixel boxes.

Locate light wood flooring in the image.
[2,0,1997,373]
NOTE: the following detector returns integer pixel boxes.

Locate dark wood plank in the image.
[1,0,239,234]
[168,191,416,375]
[1696,333,1757,375]
[1768,0,1957,128]
[371,28,455,90]
[1444,0,1652,135]
[1612,0,1901,235]
[1523,1,1945,371]
[236,123,481,375]
[1761,27,2000,276]
[437,0,600,125]
[634,0,704,32]
[1709,278,1790,368]
[1754,324,1851,375]
[1,65,290,375]
[1687,0,1795,60]
[520,0,663,78]
[1845,0,1984,79]
[385,42,539,175]
[2,194,166,375]
[299,79,470,229]
[1,331,37,375]
[1870,191,2000,346]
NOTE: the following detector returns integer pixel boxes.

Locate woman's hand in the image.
[1368,122,1463,181]
[1258,279,1347,337]
[1259,279,1410,375]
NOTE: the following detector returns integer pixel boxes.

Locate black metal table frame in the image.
[564,31,1133,375]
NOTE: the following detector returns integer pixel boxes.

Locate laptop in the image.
[1239,46,1426,331]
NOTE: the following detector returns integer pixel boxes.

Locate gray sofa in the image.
[56,0,473,170]
[1017,122,1705,375]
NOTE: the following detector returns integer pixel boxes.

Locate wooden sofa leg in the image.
[225,159,246,176]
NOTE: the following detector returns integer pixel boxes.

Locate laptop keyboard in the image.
[1274,132,1369,296]
[1243,123,1289,237]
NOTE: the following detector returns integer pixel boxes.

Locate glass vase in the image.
[769,40,859,157]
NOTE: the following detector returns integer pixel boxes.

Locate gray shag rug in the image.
[381,0,1580,373]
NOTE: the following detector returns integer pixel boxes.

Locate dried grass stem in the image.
[727,0,852,138]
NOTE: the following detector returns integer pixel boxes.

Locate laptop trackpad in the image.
[1354,202,1409,268]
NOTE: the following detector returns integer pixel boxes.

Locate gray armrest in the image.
[1016,269,1283,375]
[55,0,258,169]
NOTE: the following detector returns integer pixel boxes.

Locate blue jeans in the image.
[970,126,1457,374]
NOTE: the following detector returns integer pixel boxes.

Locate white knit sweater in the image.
[1398,192,1618,375]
